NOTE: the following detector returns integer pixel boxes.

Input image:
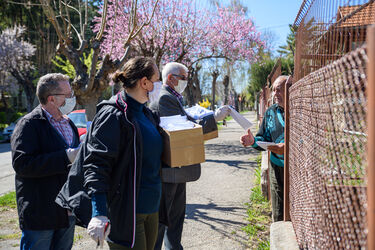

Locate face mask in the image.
[59,96,76,115]
[175,80,188,94]
[148,81,162,103]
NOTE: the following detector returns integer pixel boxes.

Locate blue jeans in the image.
[154,183,186,250]
[20,216,75,250]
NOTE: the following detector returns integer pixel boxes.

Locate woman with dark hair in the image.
[82,56,163,249]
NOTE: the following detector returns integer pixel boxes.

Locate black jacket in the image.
[56,91,161,248]
[11,105,79,230]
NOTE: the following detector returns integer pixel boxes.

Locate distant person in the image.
[240,75,289,222]
[11,73,80,249]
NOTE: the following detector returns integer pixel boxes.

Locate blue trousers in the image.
[154,183,186,250]
[20,216,75,250]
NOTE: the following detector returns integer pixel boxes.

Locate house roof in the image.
[335,1,375,28]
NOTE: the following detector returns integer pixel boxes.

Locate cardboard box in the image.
[203,129,218,141]
[161,124,205,167]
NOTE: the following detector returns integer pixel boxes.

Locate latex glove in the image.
[87,216,111,248]
[240,129,255,147]
[214,105,231,121]
[65,145,80,163]
[267,143,285,155]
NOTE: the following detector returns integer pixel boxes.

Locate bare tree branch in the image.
[95,0,108,41]
[39,0,67,43]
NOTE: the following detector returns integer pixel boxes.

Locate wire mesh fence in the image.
[288,46,368,248]
[294,0,374,81]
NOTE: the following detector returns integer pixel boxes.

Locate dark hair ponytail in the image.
[113,57,156,89]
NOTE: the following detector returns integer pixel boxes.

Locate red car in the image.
[68,109,87,137]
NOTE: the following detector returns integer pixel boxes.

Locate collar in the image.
[165,85,183,101]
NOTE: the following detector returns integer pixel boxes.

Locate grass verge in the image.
[0,192,17,209]
[242,154,271,249]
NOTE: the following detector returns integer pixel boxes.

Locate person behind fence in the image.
[81,56,164,249]
[149,62,230,250]
[11,73,80,250]
[240,75,289,222]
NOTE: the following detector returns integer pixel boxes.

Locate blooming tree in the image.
[0,26,37,112]
[98,0,264,105]
[34,0,159,120]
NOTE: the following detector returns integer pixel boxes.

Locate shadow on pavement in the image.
[205,142,259,156]
[204,159,257,170]
[0,143,11,154]
[185,201,249,247]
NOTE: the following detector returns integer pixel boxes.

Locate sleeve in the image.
[11,119,70,178]
[252,109,272,151]
[158,95,183,117]
[83,107,123,197]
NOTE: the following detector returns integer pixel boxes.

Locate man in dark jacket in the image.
[11,73,80,250]
[150,62,201,250]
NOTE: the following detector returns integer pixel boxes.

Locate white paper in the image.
[229,107,253,130]
[255,141,277,150]
[160,115,195,131]
[185,105,214,120]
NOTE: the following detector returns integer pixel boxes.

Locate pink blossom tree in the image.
[98,0,263,105]
[0,26,37,112]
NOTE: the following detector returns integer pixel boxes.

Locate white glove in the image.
[87,216,111,248]
[214,105,231,121]
[65,145,80,163]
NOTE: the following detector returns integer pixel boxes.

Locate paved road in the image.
[0,143,14,195]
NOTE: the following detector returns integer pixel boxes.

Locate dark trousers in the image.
[107,212,159,250]
[270,162,284,222]
[154,182,186,250]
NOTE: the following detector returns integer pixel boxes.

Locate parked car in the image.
[2,117,23,142]
[68,109,87,138]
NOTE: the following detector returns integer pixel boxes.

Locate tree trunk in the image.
[185,65,202,106]
[223,75,229,105]
[81,94,101,121]
[211,70,219,111]
[23,83,35,112]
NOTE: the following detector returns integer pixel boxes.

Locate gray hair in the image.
[162,62,188,85]
[36,73,70,105]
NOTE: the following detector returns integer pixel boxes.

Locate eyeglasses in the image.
[50,90,75,99]
[172,74,187,81]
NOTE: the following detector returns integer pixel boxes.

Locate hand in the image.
[267,143,284,155]
[240,129,254,147]
[87,216,111,248]
[66,145,80,163]
[214,105,231,121]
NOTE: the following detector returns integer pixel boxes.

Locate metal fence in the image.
[287,0,375,248]
[288,46,368,249]
[294,0,374,81]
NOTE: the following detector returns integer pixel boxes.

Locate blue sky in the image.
[201,0,303,54]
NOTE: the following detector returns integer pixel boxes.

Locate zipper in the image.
[117,93,137,248]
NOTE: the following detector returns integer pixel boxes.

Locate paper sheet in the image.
[255,141,277,150]
[229,107,253,130]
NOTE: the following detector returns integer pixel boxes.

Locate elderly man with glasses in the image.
[11,73,80,250]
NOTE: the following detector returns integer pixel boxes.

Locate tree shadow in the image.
[185,201,249,247]
[0,143,11,154]
[204,159,257,170]
[205,142,259,157]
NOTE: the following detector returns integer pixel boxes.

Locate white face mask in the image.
[148,81,162,103]
[59,96,76,115]
[175,80,188,94]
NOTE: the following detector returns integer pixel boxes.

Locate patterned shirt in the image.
[42,108,74,146]
[165,85,183,103]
